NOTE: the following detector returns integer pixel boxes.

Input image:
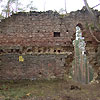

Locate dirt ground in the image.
[0,78,100,100]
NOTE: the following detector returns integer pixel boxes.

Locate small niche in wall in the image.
[95,49,98,52]
[15,49,20,53]
[54,32,60,37]
[87,41,92,44]
[60,58,62,60]
[66,30,69,32]
[58,50,61,53]
[27,49,32,52]
[39,72,42,75]
[38,50,41,53]
[11,49,13,52]
[0,49,4,53]
[7,49,14,53]
[37,30,40,33]
[54,50,56,52]
[87,41,92,46]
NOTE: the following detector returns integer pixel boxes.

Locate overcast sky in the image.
[25,0,100,12]
[1,0,100,13]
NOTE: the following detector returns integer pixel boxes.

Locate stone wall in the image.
[0,54,68,80]
[0,9,100,80]
[0,46,72,80]
[0,10,93,47]
[0,11,73,47]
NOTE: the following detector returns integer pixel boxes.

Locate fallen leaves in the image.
[26,92,31,96]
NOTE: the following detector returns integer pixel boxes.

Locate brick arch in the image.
[76,23,83,30]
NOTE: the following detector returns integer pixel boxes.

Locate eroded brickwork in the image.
[0,9,100,80]
[0,54,68,80]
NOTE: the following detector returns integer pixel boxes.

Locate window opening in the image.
[54,32,60,37]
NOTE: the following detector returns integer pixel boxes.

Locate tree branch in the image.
[92,3,100,9]
[89,27,100,43]
[83,0,100,30]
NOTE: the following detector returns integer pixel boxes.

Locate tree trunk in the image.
[83,0,99,29]
[83,0,100,42]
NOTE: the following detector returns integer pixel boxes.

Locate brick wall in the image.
[0,54,69,80]
[0,9,100,80]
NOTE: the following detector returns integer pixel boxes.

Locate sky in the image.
[0,0,100,13]
[24,0,100,12]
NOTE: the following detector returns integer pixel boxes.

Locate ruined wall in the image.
[83,30,100,77]
[0,9,100,80]
[0,11,72,47]
[0,54,68,80]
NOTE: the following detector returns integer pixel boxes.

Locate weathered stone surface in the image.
[0,54,68,80]
[0,8,100,80]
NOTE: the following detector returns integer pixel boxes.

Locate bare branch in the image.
[89,27,100,43]
[83,0,100,30]
[92,3,100,9]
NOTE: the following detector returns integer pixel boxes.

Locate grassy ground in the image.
[0,79,100,100]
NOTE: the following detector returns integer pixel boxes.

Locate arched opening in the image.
[71,25,93,84]
[76,23,83,30]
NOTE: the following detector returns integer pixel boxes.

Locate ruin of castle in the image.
[0,8,100,80]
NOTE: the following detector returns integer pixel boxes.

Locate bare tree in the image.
[0,0,3,2]
[26,1,37,11]
[83,0,100,43]
[1,0,17,17]
[64,0,67,13]
[83,0,99,28]
[1,0,26,17]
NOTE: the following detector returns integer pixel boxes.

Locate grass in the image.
[0,79,100,100]
[0,79,66,100]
